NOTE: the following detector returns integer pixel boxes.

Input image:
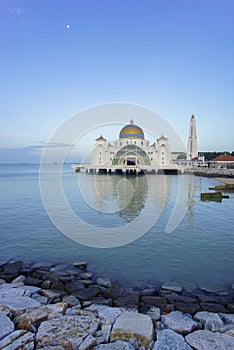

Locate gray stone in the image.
[95,324,112,344]
[31,293,48,304]
[75,287,100,301]
[200,302,226,313]
[220,313,234,324]
[79,272,93,280]
[227,304,234,313]
[194,311,223,326]
[146,307,161,322]
[162,311,199,335]
[142,296,167,309]
[153,329,192,350]
[174,302,200,315]
[0,295,41,313]
[110,311,154,347]
[36,315,99,348]
[186,329,234,350]
[11,275,25,283]
[162,281,183,293]
[0,313,14,340]
[40,280,51,289]
[87,304,122,324]
[110,281,126,298]
[142,288,158,296]
[0,305,12,318]
[96,277,112,288]
[3,261,23,274]
[62,295,81,307]
[24,276,42,286]
[0,285,25,296]
[0,330,34,349]
[79,334,96,349]
[50,278,65,291]
[114,294,139,308]
[39,289,62,300]
[73,261,88,270]
[94,340,135,350]
[20,285,41,294]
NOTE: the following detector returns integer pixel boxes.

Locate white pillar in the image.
[187,115,198,160]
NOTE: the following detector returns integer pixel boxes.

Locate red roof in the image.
[210,153,234,162]
[95,134,106,142]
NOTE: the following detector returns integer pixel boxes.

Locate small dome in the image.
[119,119,144,139]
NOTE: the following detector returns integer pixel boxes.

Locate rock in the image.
[198,282,229,294]
[146,307,161,322]
[64,281,85,294]
[110,311,154,347]
[227,304,234,313]
[40,280,51,289]
[14,307,48,332]
[3,261,23,275]
[0,295,41,314]
[24,276,42,287]
[39,289,62,300]
[0,285,25,296]
[90,297,113,306]
[153,329,192,350]
[0,330,34,349]
[0,305,12,318]
[79,272,93,280]
[11,275,25,283]
[20,285,41,294]
[194,311,223,326]
[73,261,88,270]
[50,278,65,291]
[31,293,48,304]
[162,311,199,335]
[86,304,122,324]
[200,302,226,313]
[0,313,14,340]
[95,324,112,344]
[79,334,96,349]
[75,287,100,301]
[94,340,135,350]
[36,315,99,348]
[110,281,126,298]
[220,313,234,324]
[174,302,200,315]
[186,329,234,350]
[114,293,139,308]
[142,288,158,296]
[162,282,183,293]
[62,295,81,307]
[97,277,112,288]
[142,296,167,310]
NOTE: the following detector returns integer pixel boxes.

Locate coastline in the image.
[0,259,234,349]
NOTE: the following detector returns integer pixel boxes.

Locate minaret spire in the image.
[187,115,198,160]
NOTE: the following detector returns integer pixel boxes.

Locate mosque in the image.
[73,116,198,175]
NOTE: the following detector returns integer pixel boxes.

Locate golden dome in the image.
[119,119,144,139]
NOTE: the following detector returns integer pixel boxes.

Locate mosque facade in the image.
[88,119,178,174]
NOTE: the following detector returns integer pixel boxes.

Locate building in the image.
[76,119,180,174]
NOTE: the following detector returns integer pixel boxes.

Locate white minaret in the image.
[187,115,198,160]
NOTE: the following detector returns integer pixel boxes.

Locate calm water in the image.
[0,163,234,290]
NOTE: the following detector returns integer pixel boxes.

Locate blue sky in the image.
[0,0,233,162]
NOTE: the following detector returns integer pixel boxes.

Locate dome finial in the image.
[130,118,134,124]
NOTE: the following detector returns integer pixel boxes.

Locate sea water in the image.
[0,163,234,290]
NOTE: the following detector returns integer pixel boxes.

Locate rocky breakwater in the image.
[0,260,234,349]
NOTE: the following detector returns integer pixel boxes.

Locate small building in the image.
[209,153,234,169]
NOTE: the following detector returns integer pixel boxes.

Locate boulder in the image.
[153,329,192,349]
[3,261,23,275]
[162,311,199,335]
[0,295,41,314]
[73,262,88,270]
[86,304,122,324]
[0,330,34,349]
[186,329,234,350]
[220,313,234,324]
[0,313,14,340]
[36,315,99,348]
[146,307,161,322]
[200,302,226,313]
[75,287,100,301]
[110,311,154,347]
[162,281,183,293]
[94,340,135,350]
[79,334,96,349]
[96,277,112,288]
[194,311,223,326]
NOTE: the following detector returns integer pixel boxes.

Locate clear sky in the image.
[0,0,233,162]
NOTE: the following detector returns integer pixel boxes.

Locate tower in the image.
[187,115,198,160]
